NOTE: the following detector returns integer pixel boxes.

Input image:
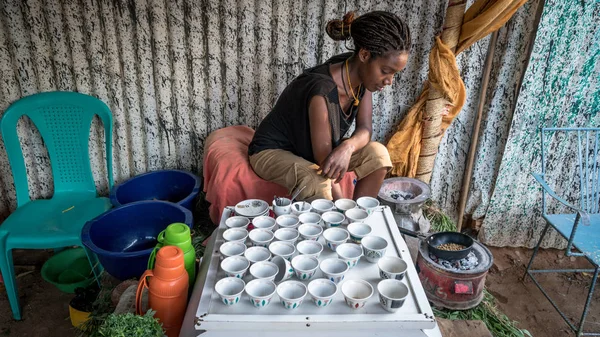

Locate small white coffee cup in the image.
[291,255,319,280]
[341,279,373,309]
[377,279,409,312]
[252,216,277,231]
[377,256,408,280]
[347,223,372,244]
[245,278,277,308]
[269,241,296,261]
[335,198,357,214]
[244,246,271,264]
[249,261,279,282]
[311,199,335,214]
[248,229,274,248]
[319,258,349,284]
[291,201,312,215]
[345,208,369,223]
[361,235,388,263]
[215,277,245,306]
[336,243,363,269]
[273,197,292,217]
[271,255,294,282]
[220,255,250,278]
[276,214,300,229]
[322,211,346,228]
[296,240,323,258]
[274,228,299,243]
[298,212,323,227]
[219,241,247,260]
[323,227,349,251]
[298,223,323,241]
[356,196,379,215]
[308,279,338,307]
[277,280,307,310]
[223,228,249,243]
[225,216,251,229]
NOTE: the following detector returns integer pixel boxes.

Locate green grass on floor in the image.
[77,286,115,337]
[433,289,532,337]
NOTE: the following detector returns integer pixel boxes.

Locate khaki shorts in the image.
[249,142,392,201]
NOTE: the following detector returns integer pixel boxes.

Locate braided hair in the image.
[326,11,411,58]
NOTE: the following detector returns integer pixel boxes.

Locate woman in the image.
[248,10,411,202]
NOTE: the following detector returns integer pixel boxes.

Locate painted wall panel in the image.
[0,0,559,248]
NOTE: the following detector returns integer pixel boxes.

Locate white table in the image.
[180,206,442,337]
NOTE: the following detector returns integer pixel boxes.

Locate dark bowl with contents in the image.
[428,232,474,261]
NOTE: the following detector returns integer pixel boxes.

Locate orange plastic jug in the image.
[136,246,189,337]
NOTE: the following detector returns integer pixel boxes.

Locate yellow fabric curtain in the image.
[386,0,528,178]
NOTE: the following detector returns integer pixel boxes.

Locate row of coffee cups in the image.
[225,210,370,231]
[215,271,410,312]
[221,225,352,251]
[223,223,323,247]
[272,196,380,218]
[220,225,379,261]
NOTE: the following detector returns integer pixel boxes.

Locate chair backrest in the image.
[540,127,600,215]
[1,91,113,207]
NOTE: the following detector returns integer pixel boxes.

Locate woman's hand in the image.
[320,142,355,184]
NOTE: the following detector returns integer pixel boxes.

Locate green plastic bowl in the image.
[41,248,96,293]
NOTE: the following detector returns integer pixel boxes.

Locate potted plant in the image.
[96,310,165,337]
[69,285,100,329]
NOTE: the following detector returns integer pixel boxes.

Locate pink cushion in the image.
[203,126,356,224]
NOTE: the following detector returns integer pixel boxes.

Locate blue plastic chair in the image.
[525,127,600,336]
[0,91,114,320]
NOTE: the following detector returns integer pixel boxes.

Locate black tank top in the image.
[248,53,366,163]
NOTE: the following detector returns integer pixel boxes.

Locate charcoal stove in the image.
[415,238,493,310]
[378,177,431,233]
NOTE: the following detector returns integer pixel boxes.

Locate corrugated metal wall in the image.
[480,0,600,248]
[433,0,543,224]
[0,0,557,247]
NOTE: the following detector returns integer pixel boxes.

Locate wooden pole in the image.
[441,0,468,52]
[456,31,498,232]
[457,0,547,231]
[416,0,467,183]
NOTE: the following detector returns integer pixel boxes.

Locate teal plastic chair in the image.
[0,91,114,320]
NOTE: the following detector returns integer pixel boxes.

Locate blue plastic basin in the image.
[109,170,201,211]
[81,200,193,280]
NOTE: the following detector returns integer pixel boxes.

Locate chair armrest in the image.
[532,173,590,226]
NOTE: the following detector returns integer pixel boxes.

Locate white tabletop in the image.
[180,206,442,337]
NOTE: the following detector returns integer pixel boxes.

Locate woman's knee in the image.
[295,166,332,201]
[351,142,392,180]
[364,142,391,159]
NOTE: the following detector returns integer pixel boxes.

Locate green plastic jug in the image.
[148,223,196,286]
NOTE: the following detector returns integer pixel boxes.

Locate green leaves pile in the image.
[96,310,165,337]
[423,199,457,233]
[77,289,114,337]
[433,290,533,337]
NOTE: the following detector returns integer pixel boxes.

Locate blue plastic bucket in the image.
[109,169,201,211]
[81,200,193,280]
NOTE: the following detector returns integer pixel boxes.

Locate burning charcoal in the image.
[458,252,479,270]
[429,253,439,263]
[429,251,479,272]
[388,190,415,201]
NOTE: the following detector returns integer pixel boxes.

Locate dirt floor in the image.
[0,246,598,336]
[486,247,600,336]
